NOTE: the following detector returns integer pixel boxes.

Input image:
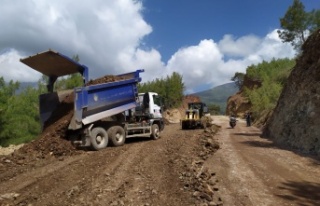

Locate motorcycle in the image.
[229,116,237,128]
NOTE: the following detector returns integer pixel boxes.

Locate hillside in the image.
[263,29,320,155]
[192,82,239,114]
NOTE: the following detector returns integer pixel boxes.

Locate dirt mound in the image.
[163,109,181,124]
[9,75,129,162]
[163,95,201,124]
[86,75,128,86]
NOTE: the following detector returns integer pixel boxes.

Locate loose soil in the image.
[210,116,320,206]
[0,121,221,206]
[1,116,320,206]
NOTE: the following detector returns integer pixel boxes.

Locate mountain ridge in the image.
[191,82,239,114]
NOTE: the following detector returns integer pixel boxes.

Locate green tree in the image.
[278,0,320,50]
[243,58,295,117]
[207,104,221,115]
[231,72,245,90]
[0,78,21,146]
[309,9,320,32]
[138,72,185,109]
[0,87,41,146]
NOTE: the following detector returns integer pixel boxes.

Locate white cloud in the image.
[165,30,295,93]
[218,34,261,58]
[0,49,41,82]
[0,1,296,94]
[0,0,153,81]
[166,39,224,93]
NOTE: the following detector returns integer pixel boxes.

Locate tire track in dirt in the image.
[209,115,320,206]
[0,122,221,206]
[210,116,273,206]
[0,155,84,193]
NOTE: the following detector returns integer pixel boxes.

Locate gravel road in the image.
[1,116,319,206]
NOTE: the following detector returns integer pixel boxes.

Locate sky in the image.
[0,0,318,93]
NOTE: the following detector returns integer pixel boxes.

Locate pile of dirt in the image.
[163,95,201,124]
[86,75,128,86]
[163,109,181,124]
[179,124,222,205]
[0,145,24,156]
[263,29,320,155]
[8,75,129,162]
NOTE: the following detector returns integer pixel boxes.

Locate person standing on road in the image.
[246,112,252,127]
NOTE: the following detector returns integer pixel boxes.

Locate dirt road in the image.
[211,116,320,206]
[1,116,319,206]
[0,121,220,206]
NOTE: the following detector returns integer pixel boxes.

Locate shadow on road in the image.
[240,140,276,148]
[233,132,262,137]
[125,137,152,145]
[276,180,320,205]
[240,140,320,167]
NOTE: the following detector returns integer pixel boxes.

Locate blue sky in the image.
[0,0,318,93]
[142,0,318,62]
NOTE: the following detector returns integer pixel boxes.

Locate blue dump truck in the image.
[20,50,164,150]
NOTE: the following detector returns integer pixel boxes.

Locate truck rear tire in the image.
[151,124,160,140]
[90,127,108,150]
[108,126,126,146]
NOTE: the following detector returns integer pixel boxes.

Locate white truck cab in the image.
[138,92,163,119]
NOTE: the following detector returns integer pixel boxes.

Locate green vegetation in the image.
[278,0,320,51]
[207,104,221,115]
[0,77,41,146]
[243,58,296,117]
[138,72,184,109]
[0,55,84,147]
[231,72,245,90]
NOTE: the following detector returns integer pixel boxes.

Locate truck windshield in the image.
[153,94,162,106]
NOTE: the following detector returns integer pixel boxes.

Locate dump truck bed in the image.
[70,70,143,129]
[20,50,143,130]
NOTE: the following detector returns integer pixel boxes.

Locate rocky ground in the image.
[211,116,320,206]
[0,121,221,206]
[1,116,320,206]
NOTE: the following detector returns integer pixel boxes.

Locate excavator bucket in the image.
[20,50,89,128]
[20,50,88,80]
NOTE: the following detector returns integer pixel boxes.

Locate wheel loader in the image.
[181,102,208,129]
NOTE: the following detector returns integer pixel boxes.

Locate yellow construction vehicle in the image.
[181,102,208,129]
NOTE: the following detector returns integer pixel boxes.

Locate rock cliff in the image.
[263,29,320,155]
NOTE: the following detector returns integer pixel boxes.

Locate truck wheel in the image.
[108,126,126,147]
[151,124,160,140]
[90,127,108,150]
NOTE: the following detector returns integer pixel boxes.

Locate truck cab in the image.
[137,92,163,119]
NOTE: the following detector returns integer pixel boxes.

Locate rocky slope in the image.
[263,29,320,155]
[225,76,261,118]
